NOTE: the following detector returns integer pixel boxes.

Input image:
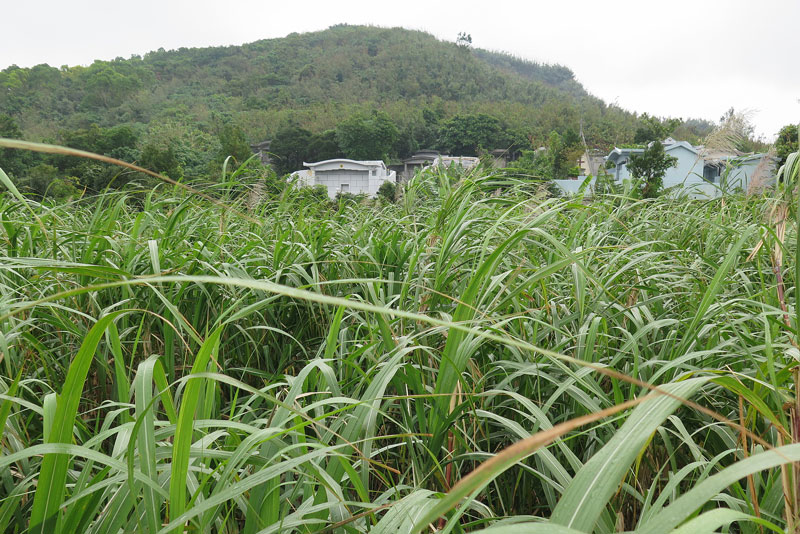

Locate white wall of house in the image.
[718,157,772,192]
[314,169,370,198]
[661,144,713,197]
[291,159,396,199]
[554,176,595,195]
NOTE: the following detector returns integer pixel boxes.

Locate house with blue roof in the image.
[556,138,774,197]
[603,138,774,197]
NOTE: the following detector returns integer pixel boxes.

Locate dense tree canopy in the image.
[336,111,398,161]
[0,25,641,154]
[633,114,682,144]
[0,114,32,177]
[215,124,253,168]
[306,130,342,163]
[270,127,313,175]
[437,113,517,156]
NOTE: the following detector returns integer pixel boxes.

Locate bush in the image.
[377,180,397,203]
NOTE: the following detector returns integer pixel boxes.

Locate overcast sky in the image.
[2,0,797,139]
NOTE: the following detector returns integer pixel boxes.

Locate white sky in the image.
[2,0,798,140]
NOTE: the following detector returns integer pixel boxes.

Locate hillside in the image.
[0,25,723,195]
[0,25,638,146]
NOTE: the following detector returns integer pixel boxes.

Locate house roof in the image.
[605,147,644,164]
[606,139,697,164]
[664,141,700,154]
[303,159,387,171]
[403,150,440,165]
[250,140,271,150]
[663,140,698,155]
[701,149,770,165]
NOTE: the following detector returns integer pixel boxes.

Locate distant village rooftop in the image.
[432,155,480,169]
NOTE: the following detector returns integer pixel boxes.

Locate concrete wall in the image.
[298,169,396,199]
[667,153,773,198]
[662,145,704,189]
[719,158,773,193]
[554,176,595,195]
[369,172,396,197]
[315,169,370,198]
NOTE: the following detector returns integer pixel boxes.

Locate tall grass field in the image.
[2,145,800,533]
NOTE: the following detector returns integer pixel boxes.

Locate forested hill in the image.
[2,24,718,193]
[1,25,635,145]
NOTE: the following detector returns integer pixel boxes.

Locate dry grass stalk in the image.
[779,431,797,532]
[702,109,754,155]
[748,147,777,196]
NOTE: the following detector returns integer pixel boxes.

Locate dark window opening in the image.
[703,165,719,183]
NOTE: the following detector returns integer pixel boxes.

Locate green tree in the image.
[0,114,33,177]
[52,124,141,191]
[139,121,216,178]
[548,131,567,179]
[504,149,561,196]
[17,163,58,198]
[307,130,342,162]
[59,124,138,155]
[776,124,798,166]
[81,64,141,108]
[140,143,181,178]
[336,111,398,161]
[377,180,396,203]
[627,141,678,198]
[216,124,253,167]
[17,163,79,200]
[437,113,509,156]
[634,114,682,144]
[270,127,313,175]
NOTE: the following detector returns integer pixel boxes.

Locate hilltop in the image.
[1,25,638,145]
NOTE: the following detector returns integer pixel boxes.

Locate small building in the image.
[432,155,481,170]
[603,139,774,198]
[578,149,606,177]
[250,140,272,165]
[606,140,700,188]
[489,148,522,168]
[399,150,440,181]
[291,159,396,199]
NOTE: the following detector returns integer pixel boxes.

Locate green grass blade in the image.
[549,378,706,531]
[133,355,162,534]
[29,312,122,533]
[167,325,223,533]
[472,524,587,534]
[639,443,800,534]
[678,229,751,352]
[669,509,783,534]
[410,396,649,534]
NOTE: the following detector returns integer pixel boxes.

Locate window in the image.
[702,165,719,183]
[340,183,349,192]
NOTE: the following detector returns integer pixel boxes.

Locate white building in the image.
[432,155,480,170]
[291,159,396,199]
